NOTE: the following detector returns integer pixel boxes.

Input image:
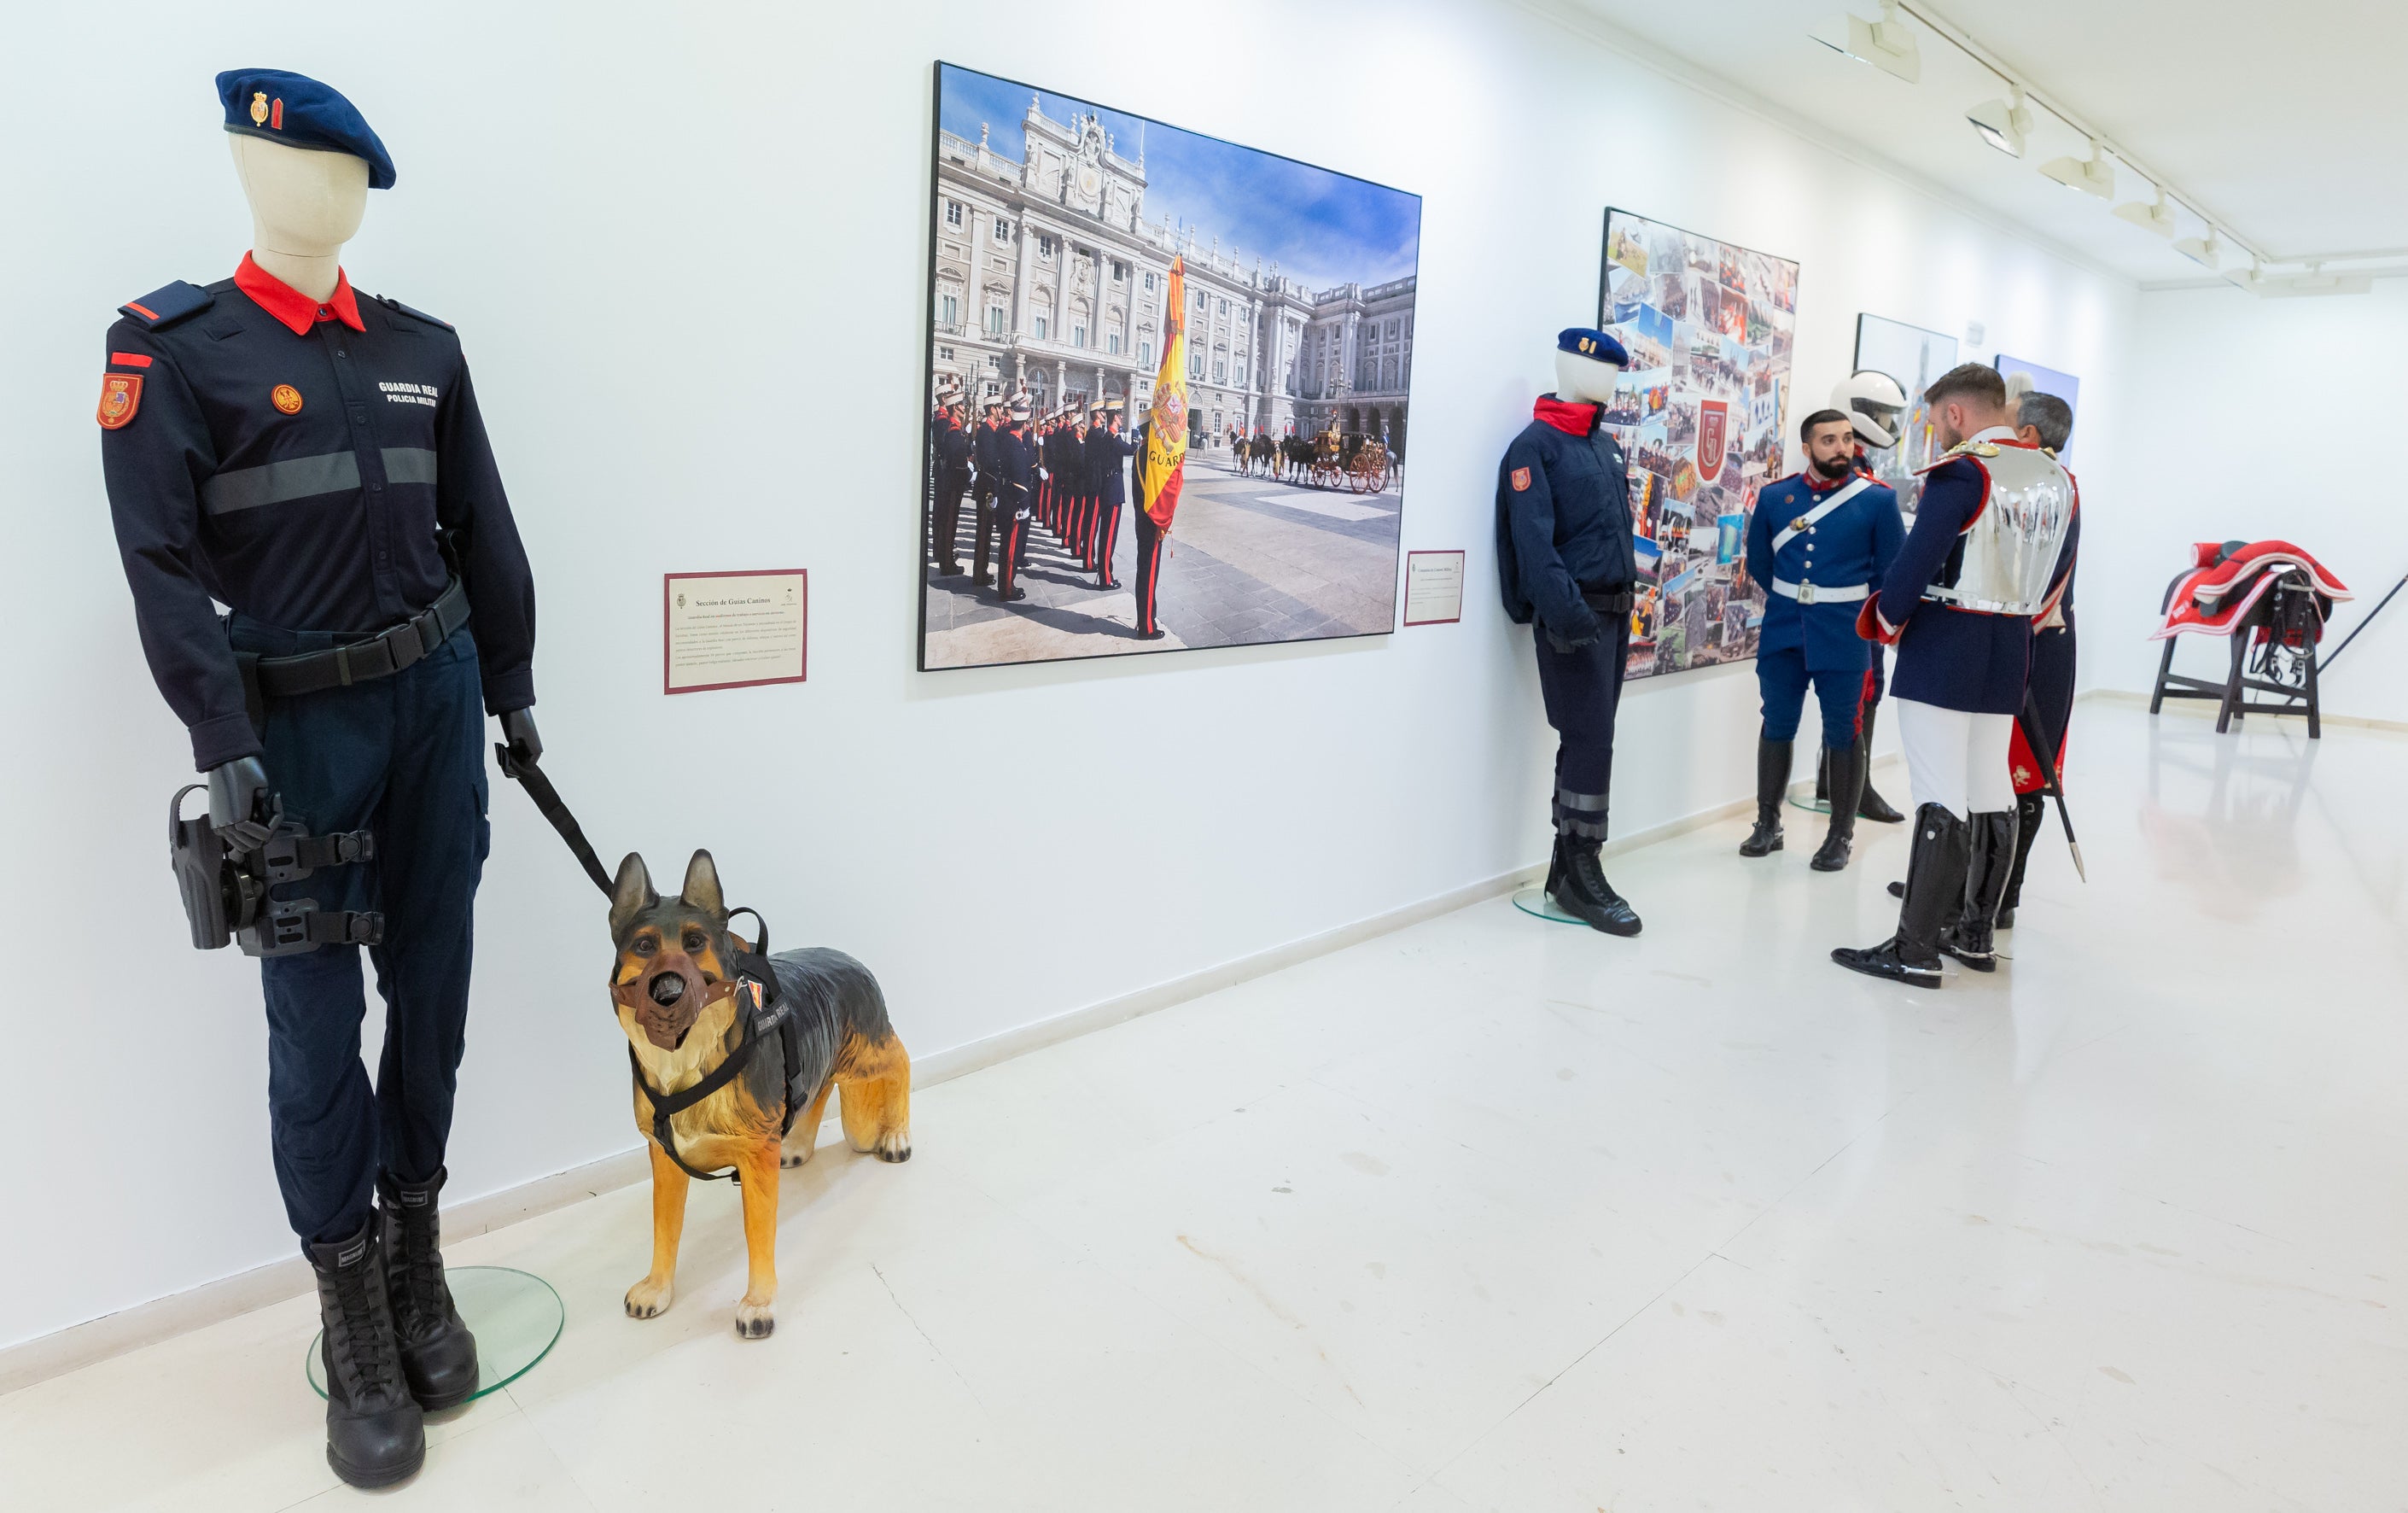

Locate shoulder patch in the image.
[1511,466,1531,492]
[372,294,453,330]
[117,280,213,331]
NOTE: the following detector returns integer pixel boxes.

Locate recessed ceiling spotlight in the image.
[1810,0,1921,84]
[2114,188,2176,237]
[2039,141,2115,199]
[2172,231,2224,268]
[1967,85,2032,157]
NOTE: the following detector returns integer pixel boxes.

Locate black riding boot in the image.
[1941,809,2020,970]
[1855,703,1904,824]
[1550,834,1641,937]
[1997,792,2046,928]
[309,1218,425,1488]
[380,1168,481,1411]
[1811,743,1862,872]
[1831,803,1965,989]
[1739,739,1791,857]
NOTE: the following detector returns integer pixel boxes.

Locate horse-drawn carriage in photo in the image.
[1346,438,1390,494]
[1306,430,1347,489]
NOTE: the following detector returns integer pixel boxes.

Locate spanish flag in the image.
[1139,256,1189,530]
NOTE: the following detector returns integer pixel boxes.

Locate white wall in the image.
[0,0,2136,1348]
[2088,281,2408,722]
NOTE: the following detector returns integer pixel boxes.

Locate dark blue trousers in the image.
[227,619,491,1247]
[1757,645,1861,750]
[1532,617,1631,838]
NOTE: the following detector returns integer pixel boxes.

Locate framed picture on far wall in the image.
[918,61,1423,671]
[1852,313,1958,520]
[1992,354,2081,462]
[1599,207,1799,681]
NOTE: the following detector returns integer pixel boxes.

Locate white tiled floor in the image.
[5,702,2402,1510]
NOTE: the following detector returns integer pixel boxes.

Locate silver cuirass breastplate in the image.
[1925,444,2074,616]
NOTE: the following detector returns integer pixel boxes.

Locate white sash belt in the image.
[1772,578,1869,605]
[1770,476,1871,552]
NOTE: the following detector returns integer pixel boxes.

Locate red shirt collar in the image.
[1534,394,1598,435]
[235,252,365,336]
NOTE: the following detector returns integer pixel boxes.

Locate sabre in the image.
[2017,690,2084,884]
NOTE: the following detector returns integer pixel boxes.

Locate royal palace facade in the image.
[930,96,1414,451]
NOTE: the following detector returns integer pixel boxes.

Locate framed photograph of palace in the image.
[1598,207,1799,681]
[918,62,1424,671]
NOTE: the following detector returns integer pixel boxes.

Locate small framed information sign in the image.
[663,570,808,695]
[1402,550,1466,627]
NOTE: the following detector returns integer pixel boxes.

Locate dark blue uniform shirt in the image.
[1496,397,1636,640]
[1088,429,1132,505]
[1876,441,2079,716]
[1745,470,1903,672]
[100,260,535,769]
[997,427,1037,510]
[972,420,1001,486]
[933,418,971,480]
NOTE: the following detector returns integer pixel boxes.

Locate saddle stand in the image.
[2149,566,2324,738]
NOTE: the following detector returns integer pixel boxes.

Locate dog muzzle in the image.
[610,949,737,1050]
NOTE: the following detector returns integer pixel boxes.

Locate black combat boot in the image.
[1855,704,1904,824]
[1940,809,2020,971]
[1549,834,1641,937]
[379,1168,481,1411]
[308,1218,426,1488]
[1811,743,1863,872]
[1996,792,2046,928]
[1738,739,1792,857]
[1831,803,1966,989]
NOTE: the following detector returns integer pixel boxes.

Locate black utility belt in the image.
[1581,586,1635,615]
[242,577,470,702]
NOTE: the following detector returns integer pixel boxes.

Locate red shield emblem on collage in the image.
[1695,400,1729,483]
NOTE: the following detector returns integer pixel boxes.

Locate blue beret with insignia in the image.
[216,69,395,190]
[1557,327,1629,366]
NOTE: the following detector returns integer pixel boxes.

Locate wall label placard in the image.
[664,570,808,695]
[1402,550,1466,626]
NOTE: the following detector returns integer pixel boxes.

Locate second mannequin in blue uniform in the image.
[1739,410,1903,870]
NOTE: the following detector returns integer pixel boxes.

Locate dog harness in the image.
[627,908,817,1185]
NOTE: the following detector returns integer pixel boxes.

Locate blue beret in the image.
[216,69,394,190]
[1558,328,1628,365]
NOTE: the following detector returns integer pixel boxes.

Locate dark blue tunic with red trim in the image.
[1495,395,1635,641]
[1870,449,2079,716]
[98,260,536,769]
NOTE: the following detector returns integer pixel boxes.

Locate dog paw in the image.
[875,1130,912,1164]
[733,1299,775,1340]
[624,1277,674,1319]
[779,1142,816,1169]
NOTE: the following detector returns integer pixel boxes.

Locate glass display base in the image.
[306,1265,563,1404]
[1511,887,1591,925]
[1788,792,1834,814]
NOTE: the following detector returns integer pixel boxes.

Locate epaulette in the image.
[1913,441,1995,477]
[117,281,214,330]
[371,294,453,330]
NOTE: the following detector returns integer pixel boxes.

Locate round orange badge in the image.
[271,383,304,414]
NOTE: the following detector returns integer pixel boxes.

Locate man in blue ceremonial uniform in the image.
[1833,364,2077,989]
[993,398,1037,602]
[1087,400,1131,590]
[971,400,1004,586]
[1496,328,1643,937]
[1740,409,1904,871]
[100,70,537,1487]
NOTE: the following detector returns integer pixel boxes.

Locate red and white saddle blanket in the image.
[2151,540,2351,643]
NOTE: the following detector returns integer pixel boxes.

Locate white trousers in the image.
[1892,698,2016,819]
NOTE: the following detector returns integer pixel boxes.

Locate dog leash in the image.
[493,743,614,897]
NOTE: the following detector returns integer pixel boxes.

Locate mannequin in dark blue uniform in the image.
[1739,410,1903,871]
[1497,329,1641,936]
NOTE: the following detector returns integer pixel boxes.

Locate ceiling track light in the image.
[2114,187,2177,238]
[2173,231,2224,269]
[1812,0,1921,84]
[1966,84,2032,158]
[2040,140,2115,200]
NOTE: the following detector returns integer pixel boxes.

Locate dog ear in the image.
[609,853,656,937]
[679,849,726,918]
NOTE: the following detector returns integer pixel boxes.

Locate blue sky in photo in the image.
[938,65,1420,293]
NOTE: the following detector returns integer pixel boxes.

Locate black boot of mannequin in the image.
[1997,792,2047,928]
[1941,809,2020,970]
[1738,739,1792,857]
[1551,835,1641,937]
[1811,744,1862,872]
[379,1169,480,1411]
[1855,703,1904,824]
[1831,803,1966,989]
[308,1219,425,1488]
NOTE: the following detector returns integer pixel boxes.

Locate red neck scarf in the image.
[1534,394,1598,435]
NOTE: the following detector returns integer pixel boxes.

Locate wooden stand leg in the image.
[2218,632,2248,733]
[2304,634,2322,739]
[2149,638,2178,715]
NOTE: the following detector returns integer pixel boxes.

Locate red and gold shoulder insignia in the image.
[1511,466,1531,491]
[97,373,143,429]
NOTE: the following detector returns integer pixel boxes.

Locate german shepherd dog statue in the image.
[608,849,911,1338]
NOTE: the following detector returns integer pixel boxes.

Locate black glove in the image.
[1542,605,1604,654]
[206,755,276,853]
[500,708,543,766]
